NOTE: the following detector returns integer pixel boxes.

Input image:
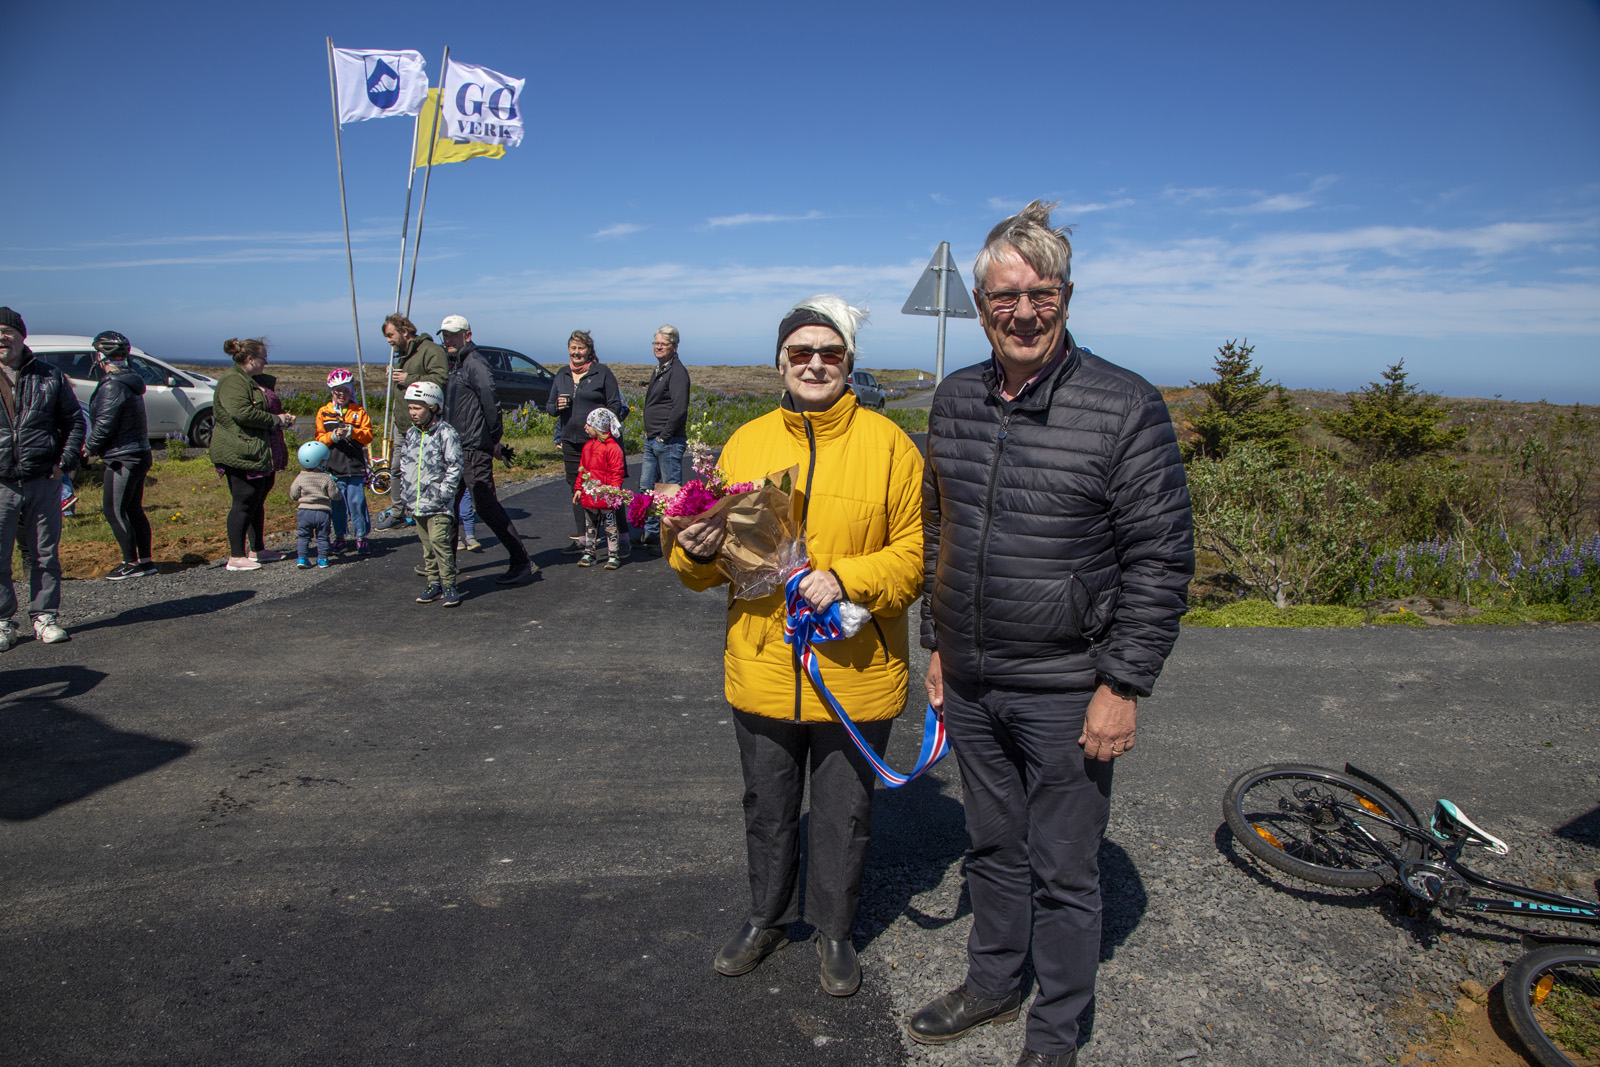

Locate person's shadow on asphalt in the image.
[0,666,191,821]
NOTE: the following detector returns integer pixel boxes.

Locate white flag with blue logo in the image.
[333,48,429,124]
[440,59,524,148]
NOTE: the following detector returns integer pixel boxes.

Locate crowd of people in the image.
[1,200,1195,1067]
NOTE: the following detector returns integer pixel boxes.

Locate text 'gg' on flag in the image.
[414,89,506,167]
[441,59,524,148]
[332,48,429,124]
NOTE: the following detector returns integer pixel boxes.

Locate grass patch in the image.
[1184,600,1366,628]
[1456,602,1578,625]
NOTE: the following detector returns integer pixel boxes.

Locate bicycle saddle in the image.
[1431,799,1510,855]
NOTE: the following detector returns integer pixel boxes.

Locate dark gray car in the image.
[848,369,886,411]
[475,346,556,411]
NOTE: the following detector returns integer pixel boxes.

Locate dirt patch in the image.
[1396,983,1540,1067]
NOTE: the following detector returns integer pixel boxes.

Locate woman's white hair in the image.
[972,199,1073,289]
[784,294,869,358]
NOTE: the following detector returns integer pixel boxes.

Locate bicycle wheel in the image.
[1223,763,1423,889]
[1503,944,1600,1067]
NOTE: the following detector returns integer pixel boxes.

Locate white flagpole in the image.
[404,46,449,319]
[393,112,421,313]
[325,38,369,413]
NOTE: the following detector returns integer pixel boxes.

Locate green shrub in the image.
[1318,360,1467,462]
[1188,443,1383,608]
[1184,339,1307,460]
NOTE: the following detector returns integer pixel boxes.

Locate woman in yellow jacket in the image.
[671,295,923,998]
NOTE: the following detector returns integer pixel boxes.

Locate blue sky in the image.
[4,1,1598,401]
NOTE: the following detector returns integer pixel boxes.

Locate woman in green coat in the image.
[211,337,296,571]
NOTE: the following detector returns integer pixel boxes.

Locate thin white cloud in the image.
[592,223,644,239]
[986,197,1023,213]
[1057,198,1136,215]
[705,210,823,228]
[1214,176,1339,215]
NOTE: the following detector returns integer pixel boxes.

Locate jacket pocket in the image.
[1036,572,1094,644]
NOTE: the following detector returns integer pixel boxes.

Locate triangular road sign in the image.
[902,244,977,318]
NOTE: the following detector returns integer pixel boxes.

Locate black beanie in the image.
[0,307,25,338]
[774,306,844,366]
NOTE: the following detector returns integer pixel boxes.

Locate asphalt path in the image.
[2,473,1596,1067]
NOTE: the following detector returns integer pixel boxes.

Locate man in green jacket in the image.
[376,313,448,530]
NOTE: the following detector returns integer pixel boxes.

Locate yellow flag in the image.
[413,89,507,167]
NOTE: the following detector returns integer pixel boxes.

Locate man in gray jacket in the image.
[0,307,86,650]
[907,203,1193,1067]
[439,315,535,584]
[636,324,690,549]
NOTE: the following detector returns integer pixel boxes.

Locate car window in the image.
[38,351,101,380]
[477,348,511,372]
[127,355,177,387]
[509,353,552,379]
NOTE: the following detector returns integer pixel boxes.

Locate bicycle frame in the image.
[1298,763,1600,930]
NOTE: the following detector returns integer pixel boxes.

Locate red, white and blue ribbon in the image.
[783,566,949,788]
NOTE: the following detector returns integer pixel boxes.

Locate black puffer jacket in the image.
[85,364,151,460]
[921,336,1193,696]
[0,350,86,480]
[444,342,504,453]
[545,362,625,448]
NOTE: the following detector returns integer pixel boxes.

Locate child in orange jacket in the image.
[314,369,376,553]
[575,408,626,569]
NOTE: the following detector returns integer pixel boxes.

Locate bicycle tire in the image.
[1502,944,1600,1067]
[1223,763,1423,889]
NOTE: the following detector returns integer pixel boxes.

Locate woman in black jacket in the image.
[544,330,628,553]
[84,331,156,581]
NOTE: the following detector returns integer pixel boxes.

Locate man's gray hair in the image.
[783,294,868,359]
[973,199,1073,289]
[654,324,680,345]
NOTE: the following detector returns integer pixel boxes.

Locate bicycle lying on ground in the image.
[1223,762,1600,1067]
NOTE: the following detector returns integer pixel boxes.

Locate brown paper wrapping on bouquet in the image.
[661,465,807,600]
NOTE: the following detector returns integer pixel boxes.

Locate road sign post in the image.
[901,242,976,384]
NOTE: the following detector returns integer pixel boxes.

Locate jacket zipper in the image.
[793,416,818,721]
[973,411,1013,682]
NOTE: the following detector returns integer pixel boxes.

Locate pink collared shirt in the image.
[994,346,1068,402]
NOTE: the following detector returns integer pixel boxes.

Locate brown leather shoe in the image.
[1016,1049,1077,1067]
[907,982,1022,1045]
[713,922,788,977]
[817,936,860,997]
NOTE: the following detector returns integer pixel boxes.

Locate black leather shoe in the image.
[713,922,788,977]
[494,557,537,585]
[817,936,860,997]
[906,982,1023,1045]
[1016,1050,1077,1067]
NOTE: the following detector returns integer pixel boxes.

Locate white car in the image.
[25,334,219,448]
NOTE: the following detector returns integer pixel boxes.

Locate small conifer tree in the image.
[1318,360,1467,462]
[1185,339,1307,460]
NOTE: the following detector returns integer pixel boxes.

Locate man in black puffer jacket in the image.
[906,204,1193,1067]
[0,307,87,650]
[438,315,535,584]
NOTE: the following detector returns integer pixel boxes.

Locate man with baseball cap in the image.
[0,307,87,650]
[438,315,535,584]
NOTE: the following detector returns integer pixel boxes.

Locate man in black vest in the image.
[907,203,1193,1067]
[438,315,536,585]
[0,307,86,651]
[636,324,690,550]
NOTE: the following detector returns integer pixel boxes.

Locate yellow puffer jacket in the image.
[670,392,924,722]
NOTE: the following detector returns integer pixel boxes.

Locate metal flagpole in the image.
[393,112,421,313]
[325,37,369,413]
[934,241,951,385]
[403,46,449,319]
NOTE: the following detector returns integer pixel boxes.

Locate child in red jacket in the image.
[574,408,626,569]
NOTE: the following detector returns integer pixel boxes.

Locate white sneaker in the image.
[0,620,18,652]
[32,615,69,644]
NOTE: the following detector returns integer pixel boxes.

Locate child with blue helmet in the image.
[290,441,337,568]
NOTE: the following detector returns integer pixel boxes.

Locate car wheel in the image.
[187,410,214,449]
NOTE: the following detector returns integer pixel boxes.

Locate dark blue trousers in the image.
[941,676,1113,1056]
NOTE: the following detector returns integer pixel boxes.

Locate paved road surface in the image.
[2,474,1595,1067]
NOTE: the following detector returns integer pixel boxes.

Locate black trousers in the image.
[941,677,1113,1057]
[101,455,153,562]
[223,468,274,558]
[453,448,527,564]
[732,709,892,942]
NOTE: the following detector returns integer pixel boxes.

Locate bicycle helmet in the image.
[297,441,331,471]
[404,381,444,409]
[326,368,355,390]
[92,330,131,360]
